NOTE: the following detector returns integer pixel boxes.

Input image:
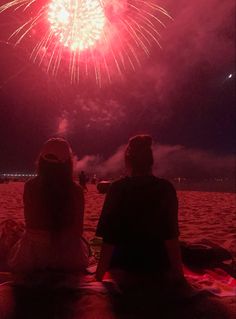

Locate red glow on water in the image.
[48,0,106,51]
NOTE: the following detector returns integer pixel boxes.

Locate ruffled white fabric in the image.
[8,229,89,272]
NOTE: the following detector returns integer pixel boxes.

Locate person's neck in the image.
[130,171,153,177]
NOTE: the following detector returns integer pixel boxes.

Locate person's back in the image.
[108,175,177,240]
[96,174,178,272]
[24,176,84,234]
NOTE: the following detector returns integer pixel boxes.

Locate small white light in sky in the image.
[228,73,233,79]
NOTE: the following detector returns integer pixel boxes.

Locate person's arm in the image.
[23,181,32,228]
[162,182,188,286]
[165,238,197,297]
[165,238,184,282]
[74,184,85,236]
[96,242,114,281]
[95,182,122,281]
[162,179,196,296]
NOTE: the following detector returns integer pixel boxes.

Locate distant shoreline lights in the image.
[0,173,37,178]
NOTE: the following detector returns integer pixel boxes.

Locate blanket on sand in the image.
[0,270,235,319]
[0,219,235,298]
[0,219,236,319]
[0,266,235,297]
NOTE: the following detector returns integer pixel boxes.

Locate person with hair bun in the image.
[8,138,89,275]
[96,135,192,296]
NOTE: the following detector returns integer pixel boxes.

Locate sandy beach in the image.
[0,182,235,318]
[1,182,235,258]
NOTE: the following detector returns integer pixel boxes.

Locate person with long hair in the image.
[95,135,193,296]
[8,138,89,274]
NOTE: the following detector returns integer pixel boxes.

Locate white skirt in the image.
[8,229,89,273]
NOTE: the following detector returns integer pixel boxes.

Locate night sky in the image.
[0,0,235,178]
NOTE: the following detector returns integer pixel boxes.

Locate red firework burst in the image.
[0,0,171,84]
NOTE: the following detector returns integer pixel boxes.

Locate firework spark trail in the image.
[0,0,171,84]
[0,65,29,89]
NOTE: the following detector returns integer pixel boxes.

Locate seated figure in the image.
[96,135,193,296]
[8,138,89,276]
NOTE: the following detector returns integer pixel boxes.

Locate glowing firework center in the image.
[48,0,106,51]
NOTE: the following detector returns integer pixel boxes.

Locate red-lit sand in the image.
[0,182,235,318]
[1,182,235,257]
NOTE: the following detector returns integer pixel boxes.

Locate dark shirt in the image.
[96,175,179,271]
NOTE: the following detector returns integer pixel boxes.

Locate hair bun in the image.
[125,135,154,173]
[129,135,152,151]
[40,137,72,163]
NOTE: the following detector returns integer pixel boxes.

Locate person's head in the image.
[37,137,73,183]
[125,135,154,176]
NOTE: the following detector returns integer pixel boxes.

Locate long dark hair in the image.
[37,156,73,184]
[125,135,154,175]
[36,154,75,231]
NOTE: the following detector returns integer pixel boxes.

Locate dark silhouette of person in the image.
[95,134,194,297]
[8,138,89,274]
